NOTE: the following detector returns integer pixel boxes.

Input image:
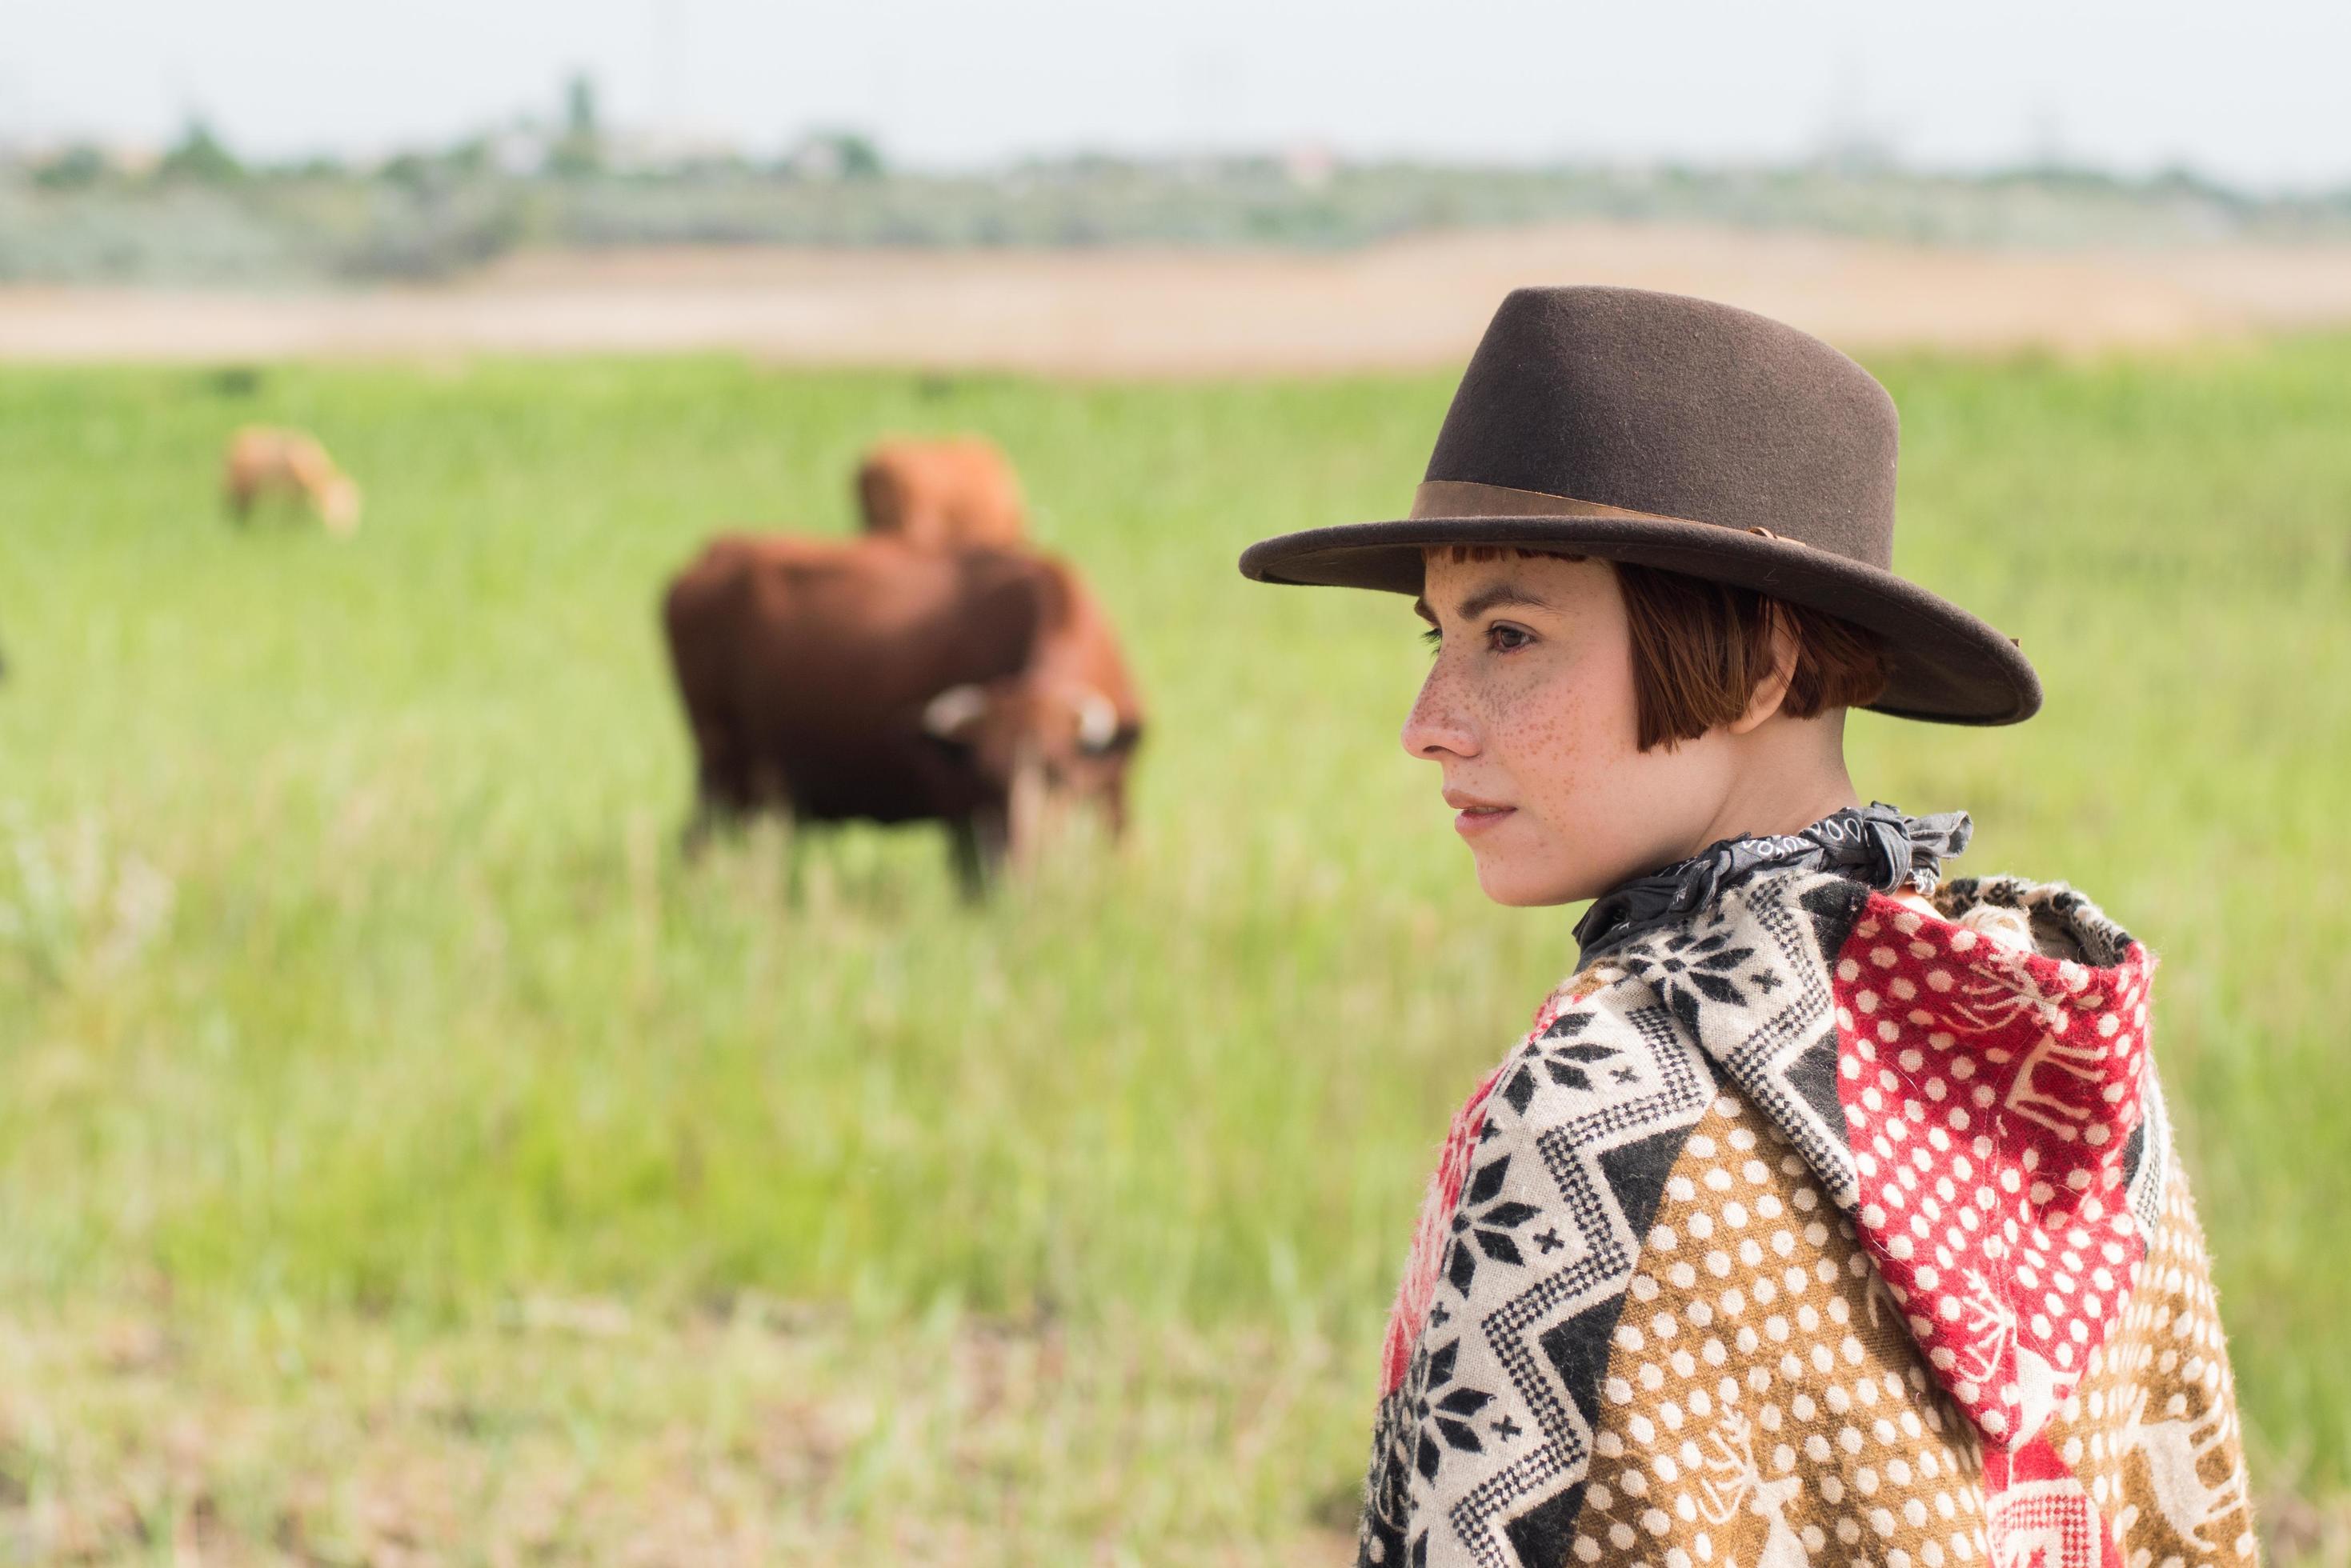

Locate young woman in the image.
[1241,288,2254,1568]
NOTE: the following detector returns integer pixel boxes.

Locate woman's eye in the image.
[1420,626,1443,652]
[1488,623,1532,652]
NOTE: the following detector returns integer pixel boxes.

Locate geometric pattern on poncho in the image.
[1356,868,2250,1568]
[1360,984,1722,1567]
[1359,868,1876,1566]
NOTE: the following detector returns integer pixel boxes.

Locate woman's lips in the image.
[1446,794,1516,837]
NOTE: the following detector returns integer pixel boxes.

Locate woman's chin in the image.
[1471,853,1581,909]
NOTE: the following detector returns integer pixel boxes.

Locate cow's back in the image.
[223,425,341,506]
[855,438,1025,550]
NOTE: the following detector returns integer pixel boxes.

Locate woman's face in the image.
[1402,552,1738,906]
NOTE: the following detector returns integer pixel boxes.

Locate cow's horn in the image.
[923,684,989,739]
[1075,690,1120,753]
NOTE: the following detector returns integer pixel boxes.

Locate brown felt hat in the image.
[1239,286,2041,725]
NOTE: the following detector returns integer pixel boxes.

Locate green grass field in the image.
[2,340,2347,1563]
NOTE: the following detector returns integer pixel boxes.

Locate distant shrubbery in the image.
[5,108,2348,285]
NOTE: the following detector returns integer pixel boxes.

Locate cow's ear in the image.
[923,684,990,743]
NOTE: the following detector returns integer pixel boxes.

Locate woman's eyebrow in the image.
[1413,583,1559,625]
[1453,583,1557,622]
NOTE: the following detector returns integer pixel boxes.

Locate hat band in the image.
[1409,480,1805,546]
[1410,479,1696,524]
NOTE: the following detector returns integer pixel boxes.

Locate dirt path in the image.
[6,223,2351,372]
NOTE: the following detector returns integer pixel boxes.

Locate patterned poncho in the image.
[1360,866,2255,1568]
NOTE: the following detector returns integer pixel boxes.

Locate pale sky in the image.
[3,0,2347,188]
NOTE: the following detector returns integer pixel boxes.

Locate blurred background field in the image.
[2,339,2348,1562]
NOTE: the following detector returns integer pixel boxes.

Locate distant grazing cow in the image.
[855,437,1025,550]
[222,426,362,535]
[661,534,1142,891]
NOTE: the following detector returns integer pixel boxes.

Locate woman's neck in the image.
[1680,721,1863,861]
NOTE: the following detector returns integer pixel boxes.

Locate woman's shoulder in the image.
[1479,963,1718,1140]
[1464,972,1846,1261]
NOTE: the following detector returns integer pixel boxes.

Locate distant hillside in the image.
[6,154,2349,286]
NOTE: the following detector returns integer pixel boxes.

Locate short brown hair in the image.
[1434,546,1892,751]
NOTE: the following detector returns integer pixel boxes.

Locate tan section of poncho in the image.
[1568,1094,2253,1568]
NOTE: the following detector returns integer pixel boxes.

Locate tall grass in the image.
[0,342,2345,1549]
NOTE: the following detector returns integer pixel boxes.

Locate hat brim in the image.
[1238,515,2041,726]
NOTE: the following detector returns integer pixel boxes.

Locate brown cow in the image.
[222,425,362,534]
[855,437,1024,550]
[661,534,1142,892]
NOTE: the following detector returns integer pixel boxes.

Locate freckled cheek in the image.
[1481,670,1597,814]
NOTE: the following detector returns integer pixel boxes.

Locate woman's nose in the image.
[1400,666,1478,761]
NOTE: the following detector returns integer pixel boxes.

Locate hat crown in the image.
[1424,286,1900,570]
